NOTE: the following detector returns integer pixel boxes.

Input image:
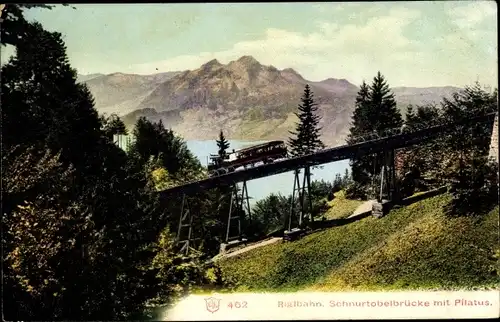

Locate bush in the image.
[311,179,334,198]
[345,182,367,200]
[332,173,350,193]
[146,227,209,305]
[251,193,290,235]
[445,157,498,217]
[312,198,330,215]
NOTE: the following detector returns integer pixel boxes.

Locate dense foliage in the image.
[1,9,219,320]
[250,178,340,234]
[398,83,498,215]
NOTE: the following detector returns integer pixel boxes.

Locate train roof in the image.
[236,140,285,153]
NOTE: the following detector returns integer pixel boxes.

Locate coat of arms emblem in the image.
[205,296,221,313]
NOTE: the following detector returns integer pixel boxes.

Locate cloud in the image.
[447,1,496,28]
[443,1,497,63]
[120,4,496,88]
[312,2,362,14]
[131,7,422,84]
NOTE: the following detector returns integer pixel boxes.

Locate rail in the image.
[159,113,496,197]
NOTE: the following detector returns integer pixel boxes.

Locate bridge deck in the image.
[159,113,495,197]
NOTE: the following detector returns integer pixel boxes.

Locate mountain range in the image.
[77,56,461,146]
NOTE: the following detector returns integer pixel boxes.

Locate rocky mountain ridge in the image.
[78,56,462,146]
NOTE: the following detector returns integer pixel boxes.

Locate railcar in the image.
[207,140,288,177]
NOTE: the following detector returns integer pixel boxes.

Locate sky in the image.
[1,1,498,87]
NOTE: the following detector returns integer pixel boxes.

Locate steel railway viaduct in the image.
[159,113,496,255]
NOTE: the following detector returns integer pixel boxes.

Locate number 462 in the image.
[227,301,247,309]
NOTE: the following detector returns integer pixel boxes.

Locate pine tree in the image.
[369,72,403,135]
[343,168,350,185]
[216,130,230,166]
[346,72,403,185]
[346,81,373,183]
[288,84,325,157]
[346,81,372,145]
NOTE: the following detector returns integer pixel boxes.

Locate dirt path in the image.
[348,199,376,218]
[213,237,282,261]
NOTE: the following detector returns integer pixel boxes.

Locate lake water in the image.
[186,140,350,203]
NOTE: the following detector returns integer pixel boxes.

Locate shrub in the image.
[310,179,334,199]
[251,193,290,235]
[445,157,498,217]
[345,182,367,200]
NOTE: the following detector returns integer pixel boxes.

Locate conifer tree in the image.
[343,168,351,185]
[346,81,373,184]
[288,84,325,157]
[369,72,403,134]
[346,72,403,184]
[346,81,372,145]
[216,130,230,166]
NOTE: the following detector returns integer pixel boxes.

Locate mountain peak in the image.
[202,59,222,68]
[236,55,260,66]
[280,67,306,83]
[282,68,299,74]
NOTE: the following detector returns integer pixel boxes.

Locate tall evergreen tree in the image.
[288,84,325,157]
[346,81,373,184]
[369,72,403,134]
[346,81,372,145]
[216,130,230,166]
[346,72,403,185]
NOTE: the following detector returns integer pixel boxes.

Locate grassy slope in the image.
[217,194,499,292]
[323,190,365,220]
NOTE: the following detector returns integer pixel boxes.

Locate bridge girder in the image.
[287,166,314,232]
[225,181,252,243]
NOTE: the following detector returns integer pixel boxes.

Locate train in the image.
[207,140,288,177]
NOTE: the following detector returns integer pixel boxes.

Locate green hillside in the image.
[217,194,499,292]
